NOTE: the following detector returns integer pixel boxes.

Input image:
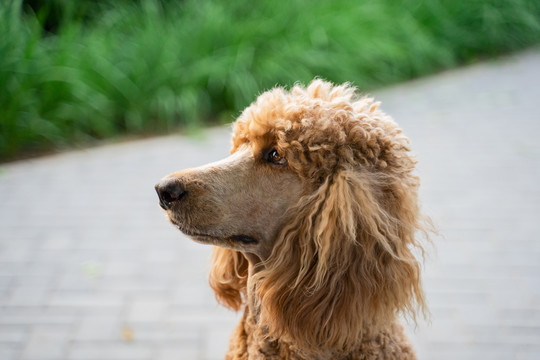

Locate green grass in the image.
[1,0,540,160]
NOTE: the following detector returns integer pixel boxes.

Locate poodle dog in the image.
[155,80,429,359]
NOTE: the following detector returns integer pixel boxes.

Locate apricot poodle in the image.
[155,80,429,359]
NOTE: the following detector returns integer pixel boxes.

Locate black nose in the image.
[155,178,187,210]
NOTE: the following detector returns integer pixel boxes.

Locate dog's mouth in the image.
[228,234,258,244]
[170,220,258,246]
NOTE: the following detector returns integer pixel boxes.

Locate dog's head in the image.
[156,80,428,352]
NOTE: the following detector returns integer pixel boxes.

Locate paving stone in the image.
[102,262,141,277]
[0,276,13,291]
[155,346,200,360]
[203,326,235,360]
[21,326,71,360]
[0,308,78,326]
[0,346,21,360]
[125,299,168,323]
[48,291,124,308]
[73,313,122,342]
[121,322,202,345]
[0,326,28,344]
[66,343,154,360]
[6,287,50,307]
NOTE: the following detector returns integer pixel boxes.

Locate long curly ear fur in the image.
[209,247,248,311]
[253,166,427,353]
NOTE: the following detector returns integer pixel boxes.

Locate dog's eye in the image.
[267,149,287,166]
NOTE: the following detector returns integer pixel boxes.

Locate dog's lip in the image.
[171,221,258,245]
[229,234,258,244]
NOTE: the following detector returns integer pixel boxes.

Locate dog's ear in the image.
[254,169,427,352]
[209,247,248,311]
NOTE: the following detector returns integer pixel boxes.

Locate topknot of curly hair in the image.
[231,79,414,181]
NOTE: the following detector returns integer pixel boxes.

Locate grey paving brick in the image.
[120,322,202,346]
[203,327,235,360]
[6,287,50,307]
[56,272,100,292]
[67,343,154,360]
[0,346,21,360]
[125,298,168,323]
[0,308,78,326]
[166,306,241,328]
[21,326,71,360]
[48,291,124,308]
[155,346,200,360]
[73,313,122,342]
[0,326,28,344]
[0,275,13,291]
[102,262,141,277]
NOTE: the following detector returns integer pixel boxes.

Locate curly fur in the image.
[158,80,429,359]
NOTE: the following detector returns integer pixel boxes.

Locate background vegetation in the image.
[1,0,540,160]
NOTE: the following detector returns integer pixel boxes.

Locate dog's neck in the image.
[239,264,321,359]
[233,306,415,359]
[245,261,262,321]
[227,262,416,360]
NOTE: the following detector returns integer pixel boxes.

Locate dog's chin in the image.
[169,220,217,244]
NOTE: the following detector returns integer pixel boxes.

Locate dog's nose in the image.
[155,178,186,210]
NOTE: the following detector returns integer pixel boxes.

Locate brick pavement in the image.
[0,48,539,359]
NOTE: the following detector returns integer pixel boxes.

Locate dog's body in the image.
[156,80,428,359]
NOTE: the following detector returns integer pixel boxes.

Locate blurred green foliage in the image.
[1,0,540,160]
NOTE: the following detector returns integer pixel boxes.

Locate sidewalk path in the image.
[1,49,539,360]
